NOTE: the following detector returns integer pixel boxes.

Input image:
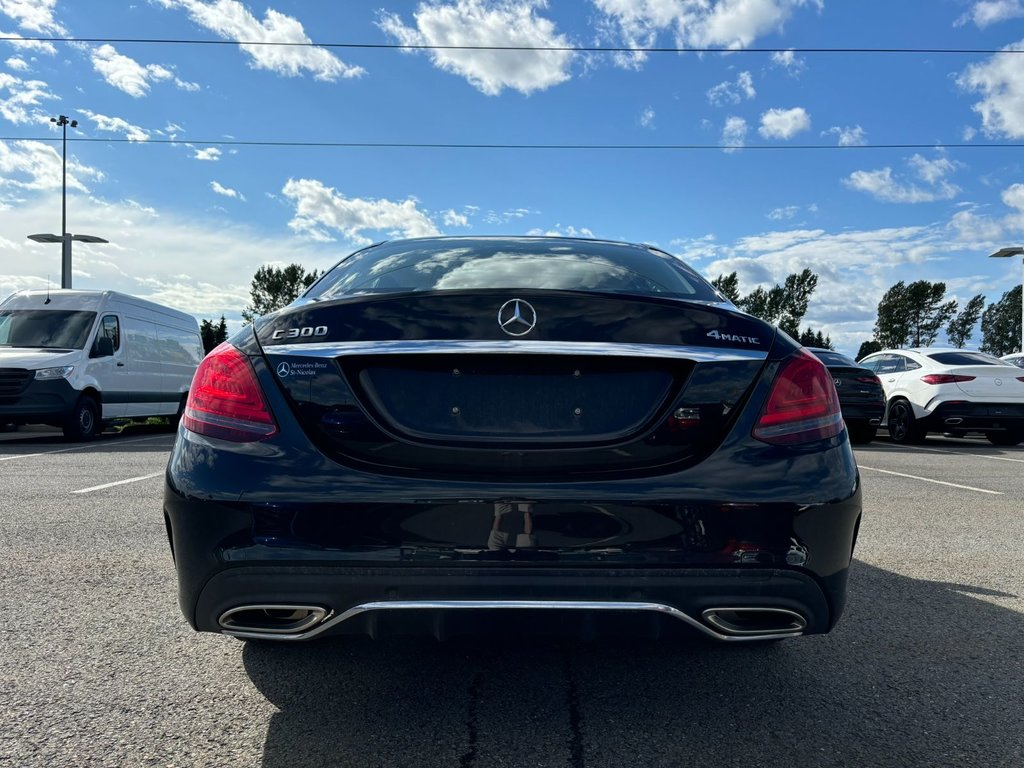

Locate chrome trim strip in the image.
[701,607,807,636]
[218,604,331,635]
[263,340,768,363]
[220,600,804,642]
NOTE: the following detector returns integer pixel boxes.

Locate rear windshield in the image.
[810,350,858,367]
[925,351,1005,366]
[0,310,96,349]
[305,239,723,302]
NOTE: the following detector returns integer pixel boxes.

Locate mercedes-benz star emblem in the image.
[276,362,291,377]
[497,299,538,337]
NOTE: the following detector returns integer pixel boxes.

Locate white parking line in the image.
[71,472,164,495]
[0,435,170,462]
[859,465,1003,495]
[887,443,1024,464]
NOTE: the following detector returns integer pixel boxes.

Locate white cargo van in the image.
[0,290,203,440]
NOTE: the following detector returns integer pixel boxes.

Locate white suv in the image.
[858,348,1024,445]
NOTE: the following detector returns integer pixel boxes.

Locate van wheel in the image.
[63,396,99,442]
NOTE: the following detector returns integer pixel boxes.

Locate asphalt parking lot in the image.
[1,427,1022,768]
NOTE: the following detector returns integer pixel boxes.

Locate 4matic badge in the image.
[706,330,760,344]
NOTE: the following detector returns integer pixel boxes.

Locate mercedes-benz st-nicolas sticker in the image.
[275,361,330,378]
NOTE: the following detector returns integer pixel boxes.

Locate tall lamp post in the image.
[989,246,1024,354]
[27,115,108,289]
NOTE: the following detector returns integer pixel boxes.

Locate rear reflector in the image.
[182,342,278,442]
[753,349,844,446]
[920,374,976,385]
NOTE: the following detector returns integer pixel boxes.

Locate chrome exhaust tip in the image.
[869,418,881,426]
[218,605,330,635]
[944,417,963,425]
[702,607,807,637]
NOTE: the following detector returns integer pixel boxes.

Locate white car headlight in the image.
[35,366,75,380]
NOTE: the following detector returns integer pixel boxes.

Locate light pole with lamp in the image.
[27,115,108,289]
[988,246,1024,354]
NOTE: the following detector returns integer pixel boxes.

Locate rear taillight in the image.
[855,375,880,385]
[920,374,975,385]
[753,350,844,446]
[182,342,278,442]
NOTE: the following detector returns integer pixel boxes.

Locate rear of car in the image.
[861,348,1024,445]
[164,237,860,643]
[807,348,884,444]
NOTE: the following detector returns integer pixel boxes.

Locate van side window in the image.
[100,315,120,351]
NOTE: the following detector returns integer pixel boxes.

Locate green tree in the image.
[713,268,820,337]
[980,285,1023,356]
[710,272,741,303]
[797,328,833,349]
[874,280,957,348]
[946,294,985,348]
[242,264,321,324]
[199,315,229,354]
[856,339,883,360]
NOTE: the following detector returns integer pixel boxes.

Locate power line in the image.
[2,136,1022,151]
[1,35,1021,55]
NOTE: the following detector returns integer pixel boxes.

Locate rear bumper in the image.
[192,564,836,641]
[921,400,1024,432]
[839,402,885,422]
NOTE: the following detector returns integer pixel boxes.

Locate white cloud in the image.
[210,181,245,201]
[758,107,810,139]
[639,106,655,128]
[0,30,56,55]
[956,0,1024,27]
[957,40,1024,139]
[767,206,799,220]
[823,125,866,146]
[0,193,347,320]
[192,146,221,162]
[770,48,806,75]
[154,0,364,81]
[378,0,574,95]
[720,115,747,152]
[0,0,65,33]
[0,140,102,195]
[594,0,821,67]
[844,154,961,203]
[4,56,28,71]
[443,208,469,227]
[80,110,150,142]
[707,70,755,106]
[0,72,53,124]
[282,178,441,245]
[90,45,175,98]
[483,207,539,224]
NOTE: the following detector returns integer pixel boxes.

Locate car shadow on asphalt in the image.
[242,560,1024,768]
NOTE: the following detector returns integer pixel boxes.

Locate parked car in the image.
[807,348,885,444]
[0,290,203,440]
[858,348,1024,445]
[164,236,861,644]
[1001,352,1024,369]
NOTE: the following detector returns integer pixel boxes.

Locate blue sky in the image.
[1,0,1022,355]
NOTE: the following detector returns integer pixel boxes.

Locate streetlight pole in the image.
[989,246,1024,354]
[27,115,107,289]
[54,115,76,289]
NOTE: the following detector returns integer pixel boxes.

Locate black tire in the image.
[63,396,99,442]
[985,431,1023,446]
[887,400,926,444]
[847,421,877,445]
